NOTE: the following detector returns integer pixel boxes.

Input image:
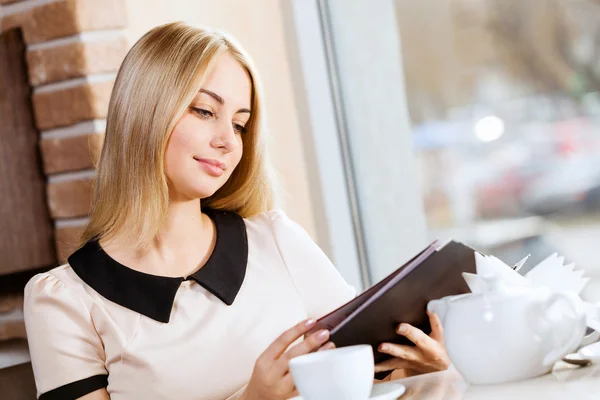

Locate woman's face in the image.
[165,52,252,201]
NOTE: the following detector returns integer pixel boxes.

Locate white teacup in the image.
[289,344,374,400]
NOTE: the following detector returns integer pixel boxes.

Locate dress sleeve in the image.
[24,272,108,399]
[268,210,356,319]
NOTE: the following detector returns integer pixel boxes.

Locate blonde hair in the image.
[81,22,275,250]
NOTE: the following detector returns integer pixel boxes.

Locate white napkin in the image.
[525,253,589,295]
[466,251,589,295]
[465,250,599,332]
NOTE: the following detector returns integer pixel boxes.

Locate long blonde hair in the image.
[81,22,274,250]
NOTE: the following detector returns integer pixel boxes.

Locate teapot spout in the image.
[428,293,472,323]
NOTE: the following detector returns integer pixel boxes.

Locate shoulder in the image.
[25,263,87,290]
[243,209,306,237]
[243,209,319,253]
[24,268,108,398]
[243,212,356,318]
[24,264,92,311]
[242,209,322,269]
[25,264,73,292]
[243,208,287,226]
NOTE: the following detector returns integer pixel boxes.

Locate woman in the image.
[24,22,449,400]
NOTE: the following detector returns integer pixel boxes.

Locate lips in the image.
[194,157,226,177]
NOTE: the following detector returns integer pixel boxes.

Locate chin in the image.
[170,176,227,201]
[189,182,224,200]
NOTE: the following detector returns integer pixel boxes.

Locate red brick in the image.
[40,132,104,174]
[0,295,23,314]
[27,36,127,86]
[2,1,79,43]
[2,0,127,44]
[47,177,93,218]
[0,308,26,341]
[74,0,127,35]
[33,80,113,130]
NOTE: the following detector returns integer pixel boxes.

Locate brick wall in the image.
[0,0,128,262]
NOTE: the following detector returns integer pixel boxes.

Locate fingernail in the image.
[380,344,389,352]
[397,324,406,333]
[316,329,329,341]
[305,319,316,328]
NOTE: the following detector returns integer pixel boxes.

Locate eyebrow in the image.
[199,89,251,114]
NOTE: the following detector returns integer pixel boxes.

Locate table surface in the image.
[3,357,600,399]
[384,361,600,400]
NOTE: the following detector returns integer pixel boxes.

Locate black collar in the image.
[67,208,248,323]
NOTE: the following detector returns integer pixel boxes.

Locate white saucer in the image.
[291,381,406,400]
[369,382,406,399]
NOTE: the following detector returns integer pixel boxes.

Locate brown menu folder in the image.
[310,240,477,364]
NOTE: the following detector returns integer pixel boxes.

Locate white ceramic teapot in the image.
[428,274,587,385]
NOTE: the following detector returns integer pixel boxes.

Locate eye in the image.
[233,123,247,134]
[191,107,214,119]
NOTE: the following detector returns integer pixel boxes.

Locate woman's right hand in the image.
[240,319,334,400]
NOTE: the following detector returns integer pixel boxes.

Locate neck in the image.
[154,198,206,251]
[102,198,215,277]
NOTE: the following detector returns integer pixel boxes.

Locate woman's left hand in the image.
[375,310,450,375]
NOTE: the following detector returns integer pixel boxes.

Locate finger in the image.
[280,373,297,396]
[428,310,445,343]
[378,343,422,363]
[374,358,410,373]
[283,377,299,400]
[397,323,436,350]
[317,341,336,352]
[263,319,316,360]
[285,329,330,360]
[273,329,329,379]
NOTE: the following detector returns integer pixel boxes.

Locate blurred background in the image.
[0,0,599,395]
[401,0,600,286]
[297,0,600,300]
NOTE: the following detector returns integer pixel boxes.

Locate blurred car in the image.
[520,155,600,215]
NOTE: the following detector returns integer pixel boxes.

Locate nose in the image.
[210,119,238,152]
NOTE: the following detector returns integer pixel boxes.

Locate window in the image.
[288,0,600,302]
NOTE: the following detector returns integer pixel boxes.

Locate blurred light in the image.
[474,116,505,142]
